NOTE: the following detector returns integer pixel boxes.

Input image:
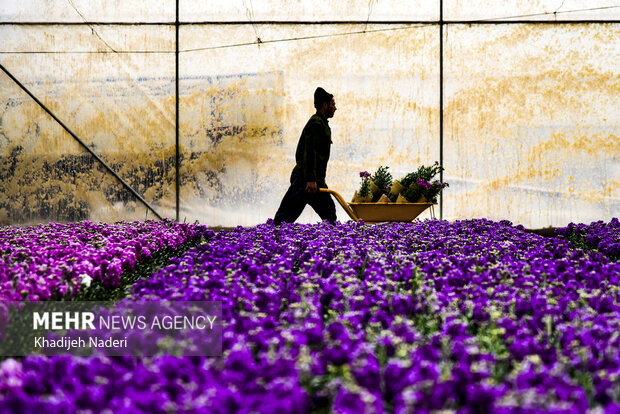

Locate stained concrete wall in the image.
[0,1,618,227]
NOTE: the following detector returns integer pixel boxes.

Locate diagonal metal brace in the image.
[0,63,164,221]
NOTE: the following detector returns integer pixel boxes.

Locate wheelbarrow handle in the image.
[319,188,359,222]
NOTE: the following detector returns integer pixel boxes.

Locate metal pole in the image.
[439,0,444,221]
[0,63,164,221]
[2,19,619,26]
[175,0,180,222]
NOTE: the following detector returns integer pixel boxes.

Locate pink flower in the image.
[0,359,23,392]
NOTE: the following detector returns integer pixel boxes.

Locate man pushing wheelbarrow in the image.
[273,87,338,225]
[273,87,438,225]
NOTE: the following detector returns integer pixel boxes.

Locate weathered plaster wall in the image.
[179,24,439,225]
[444,24,619,227]
[0,25,176,225]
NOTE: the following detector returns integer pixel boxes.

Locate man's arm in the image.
[303,122,320,193]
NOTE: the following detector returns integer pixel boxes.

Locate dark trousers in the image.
[273,169,337,225]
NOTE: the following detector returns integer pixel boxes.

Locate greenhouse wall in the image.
[0,1,618,228]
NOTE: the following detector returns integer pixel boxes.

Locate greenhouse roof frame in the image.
[1,19,619,26]
[2,3,619,26]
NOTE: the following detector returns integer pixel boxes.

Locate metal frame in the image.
[439,0,444,219]
[1,5,618,223]
[175,0,180,222]
[1,19,619,26]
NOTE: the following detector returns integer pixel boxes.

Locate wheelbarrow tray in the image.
[319,188,435,223]
[349,202,434,223]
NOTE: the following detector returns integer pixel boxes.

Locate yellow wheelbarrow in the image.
[319,188,436,224]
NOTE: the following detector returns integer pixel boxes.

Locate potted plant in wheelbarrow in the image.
[394,162,448,204]
[321,163,448,223]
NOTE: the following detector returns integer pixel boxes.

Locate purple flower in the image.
[417,179,431,189]
[2,218,619,412]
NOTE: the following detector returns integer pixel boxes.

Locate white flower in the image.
[80,274,93,287]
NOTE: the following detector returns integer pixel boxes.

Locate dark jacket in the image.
[292,113,332,187]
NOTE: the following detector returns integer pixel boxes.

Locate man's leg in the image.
[273,171,307,224]
[308,190,337,224]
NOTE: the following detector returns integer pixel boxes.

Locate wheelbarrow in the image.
[319,188,436,224]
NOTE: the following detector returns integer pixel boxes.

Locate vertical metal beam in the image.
[175,0,180,222]
[439,0,444,221]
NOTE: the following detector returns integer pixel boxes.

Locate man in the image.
[273,87,337,225]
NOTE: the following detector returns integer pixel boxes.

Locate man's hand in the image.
[305,181,318,194]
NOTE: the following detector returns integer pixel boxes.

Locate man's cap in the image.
[314,87,333,109]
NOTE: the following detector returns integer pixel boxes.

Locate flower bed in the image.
[0,220,208,301]
[556,218,620,261]
[1,218,619,412]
